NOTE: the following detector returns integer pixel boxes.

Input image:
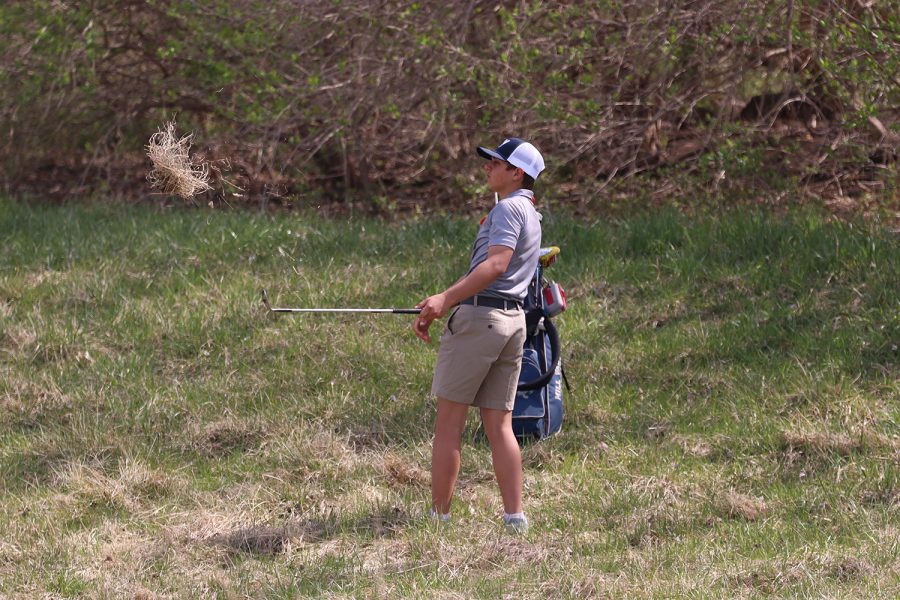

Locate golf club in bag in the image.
[512,246,569,441]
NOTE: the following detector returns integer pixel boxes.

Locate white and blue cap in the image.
[477,137,545,180]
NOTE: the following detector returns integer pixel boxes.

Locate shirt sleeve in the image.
[488,200,525,250]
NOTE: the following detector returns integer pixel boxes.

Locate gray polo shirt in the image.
[467,189,542,301]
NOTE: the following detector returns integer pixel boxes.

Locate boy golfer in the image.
[413,137,544,533]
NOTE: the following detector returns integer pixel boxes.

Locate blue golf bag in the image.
[512,251,567,441]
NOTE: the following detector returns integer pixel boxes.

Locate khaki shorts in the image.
[431,304,526,411]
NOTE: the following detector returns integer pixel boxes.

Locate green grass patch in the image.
[0,198,897,597]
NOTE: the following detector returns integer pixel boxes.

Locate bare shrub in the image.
[2,1,896,207]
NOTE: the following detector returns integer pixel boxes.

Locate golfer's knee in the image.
[481,416,514,444]
[435,398,469,434]
[435,423,465,445]
[434,421,466,442]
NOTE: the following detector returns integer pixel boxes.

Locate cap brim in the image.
[476,146,505,161]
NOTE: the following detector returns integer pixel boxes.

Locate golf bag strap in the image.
[524,308,543,337]
[517,315,560,392]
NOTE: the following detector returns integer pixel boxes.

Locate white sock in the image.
[430,509,450,522]
[503,512,527,522]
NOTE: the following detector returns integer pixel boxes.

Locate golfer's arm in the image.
[442,245,513,306]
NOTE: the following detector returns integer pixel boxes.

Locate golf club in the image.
[261,289,421,314]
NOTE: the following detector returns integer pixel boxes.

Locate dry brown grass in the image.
[0,322,34,355]
[520,440,567,470]
[188,416,267,458]
[54,459,178,513]
[383,451,429,488]
[860,485,900,508]
[209,521,330,556]
[265,425,363,478]
[146,121,211,199]
[0,373,71,426]
[441,535,552,574]
[782,428,900,457]
[23,269,61,288]
[618,475,707,548]
[729,552,877,594]
[62,523,171,598]
[670,433,715,458]
[720,490,770,521]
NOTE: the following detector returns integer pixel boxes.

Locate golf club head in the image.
[260,289,272,311]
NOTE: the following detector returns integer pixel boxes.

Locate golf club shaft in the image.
[261,289,420,314]
[268,307,421,314]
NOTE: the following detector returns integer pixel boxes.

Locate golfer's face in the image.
[485,158,516,191]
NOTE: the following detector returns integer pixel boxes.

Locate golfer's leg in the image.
[479,407,522,514]
[432,398,470,514]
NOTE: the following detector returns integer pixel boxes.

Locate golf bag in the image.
[512,254,567,440]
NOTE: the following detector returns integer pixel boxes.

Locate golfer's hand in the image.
[413,293,449,343]
[412,315,434,343]
[416,293,449,321]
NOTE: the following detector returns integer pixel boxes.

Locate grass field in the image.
[1,198,897,598]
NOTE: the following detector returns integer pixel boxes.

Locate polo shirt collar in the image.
[502,189,534,203]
